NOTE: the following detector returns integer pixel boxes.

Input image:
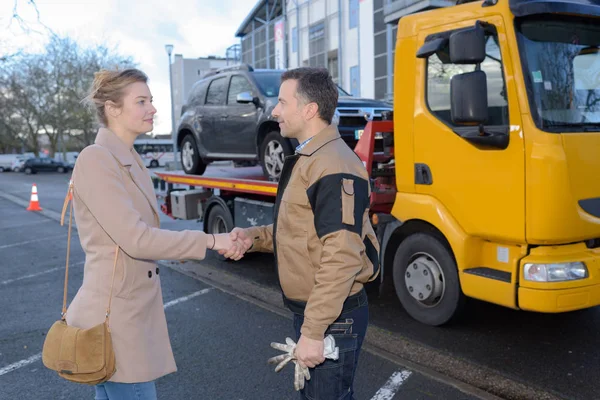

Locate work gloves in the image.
[267,335,339,391]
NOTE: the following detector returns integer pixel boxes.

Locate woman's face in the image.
[108,81,157,135]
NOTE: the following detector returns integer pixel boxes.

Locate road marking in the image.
[370,370,413,400]
[0,235,69,250]
[1,261,85,285]
[0,219,53,230]
[0,354,42,377]
[163,288,213,308]
[0,288,213,377]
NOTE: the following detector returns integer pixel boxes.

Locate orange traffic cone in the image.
[26,183,42,211]
[68,179,73,201]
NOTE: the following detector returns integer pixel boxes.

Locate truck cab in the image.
[381,0,600,325]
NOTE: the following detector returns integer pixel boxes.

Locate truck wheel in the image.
[392,233,465,326]
[181,134,207,175]
[206,203,234,261]
[150,160,159,168]
[260,131,292,181]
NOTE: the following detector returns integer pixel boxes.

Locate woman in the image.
[65,68,243,399]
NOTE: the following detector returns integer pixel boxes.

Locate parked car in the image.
[176,64,393,180]
[22,157,70,174]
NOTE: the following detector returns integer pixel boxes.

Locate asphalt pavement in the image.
[0,170,485,400]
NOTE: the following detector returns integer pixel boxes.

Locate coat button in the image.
[156,267,159,275]
[148,270,152,278]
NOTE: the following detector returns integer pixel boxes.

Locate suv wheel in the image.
[260,131,292,181]
[181,134,207,175]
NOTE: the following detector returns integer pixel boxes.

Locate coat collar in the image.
[295,125,341,156]
[95,127,135,167]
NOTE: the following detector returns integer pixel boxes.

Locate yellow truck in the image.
[156,0,600,326]
[382,0,600,324]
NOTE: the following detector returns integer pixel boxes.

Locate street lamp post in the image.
[165,44,178,168]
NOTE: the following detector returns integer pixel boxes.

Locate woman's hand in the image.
[210,233,245,261]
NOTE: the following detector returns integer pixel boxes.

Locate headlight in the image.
[332,110,340,125]
[524,262,588,282]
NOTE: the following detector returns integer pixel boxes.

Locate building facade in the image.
[235,0,453,101]
[171,55,232,122]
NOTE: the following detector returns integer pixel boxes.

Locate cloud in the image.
[0,0,257,135]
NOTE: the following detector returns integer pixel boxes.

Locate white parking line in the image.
[0,288,213,378]
[0,219,53,230]
[0,235,68,250]
[370,370,413,400]
[1,261,85,285]
[0,354,42,377]
[163,288,213,308]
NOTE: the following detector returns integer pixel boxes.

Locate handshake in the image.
[209,228,252,261]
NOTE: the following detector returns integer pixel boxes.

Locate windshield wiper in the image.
[544,123,600,132]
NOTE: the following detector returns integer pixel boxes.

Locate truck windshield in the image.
[253,71,350,98]
[516,16,600,132]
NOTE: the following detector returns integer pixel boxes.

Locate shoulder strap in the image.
[60,180,119,330]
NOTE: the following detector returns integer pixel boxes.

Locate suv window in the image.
[227,75,254,105]
[426,33,509,126]
[189,80,209,106]
[205,77,228,105]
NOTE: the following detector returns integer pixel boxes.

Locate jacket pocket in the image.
[115,255,134,300]
[341,178,355,226]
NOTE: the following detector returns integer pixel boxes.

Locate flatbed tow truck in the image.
[156,0,600,326]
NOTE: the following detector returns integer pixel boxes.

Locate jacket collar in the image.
[296,125,341,156]
[94,127,135,167]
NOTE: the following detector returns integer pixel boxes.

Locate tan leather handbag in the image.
[42,180,117,385]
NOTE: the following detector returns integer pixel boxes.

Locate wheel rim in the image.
[404,252,446,307]
[211,215,228,234]
[182,141,195,171]
[264,140,284,179]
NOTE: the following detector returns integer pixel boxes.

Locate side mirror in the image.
[237,92,254,104]
[450,22,486,64]
[451,70,488,125]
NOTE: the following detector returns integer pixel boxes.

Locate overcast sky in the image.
[1,0,257,135]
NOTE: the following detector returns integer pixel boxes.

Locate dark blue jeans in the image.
[292,290,369,400]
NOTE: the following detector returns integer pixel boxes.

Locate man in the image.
[231,67,380,399]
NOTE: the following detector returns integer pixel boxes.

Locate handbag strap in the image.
[60,180,119,330]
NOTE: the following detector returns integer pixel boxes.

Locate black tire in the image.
[150,160,159,168]
[205,203,234,262]
[57,166,65,173]
[25,167,33,175]
[259,131,293,181]
[180,134,207,175]
[392,233,465,326]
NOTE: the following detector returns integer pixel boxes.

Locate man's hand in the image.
[294,335,325,369]
[219,227,253,257]
[211,233,245,261]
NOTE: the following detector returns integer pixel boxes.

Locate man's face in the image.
[272,79,306,139]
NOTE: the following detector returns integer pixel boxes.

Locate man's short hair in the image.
[281,67,338,124]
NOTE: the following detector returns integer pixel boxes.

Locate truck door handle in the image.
[415,163,433,185]
[221,115,229,119]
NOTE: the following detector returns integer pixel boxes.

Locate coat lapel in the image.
[95,128,160,225]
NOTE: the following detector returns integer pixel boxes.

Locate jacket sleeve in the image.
[300,166,372,341]
[72,145,209,261]
[243,224,274,253]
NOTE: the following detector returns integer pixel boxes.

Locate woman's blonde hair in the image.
[83,68,148,126]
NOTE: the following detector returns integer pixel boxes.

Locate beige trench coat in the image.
[65,127,209,383]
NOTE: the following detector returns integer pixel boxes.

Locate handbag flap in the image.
[42,320,109,374]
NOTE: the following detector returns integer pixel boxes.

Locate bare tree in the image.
[0,35,136,156]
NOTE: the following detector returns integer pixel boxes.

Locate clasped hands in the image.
[209,227,252,261]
